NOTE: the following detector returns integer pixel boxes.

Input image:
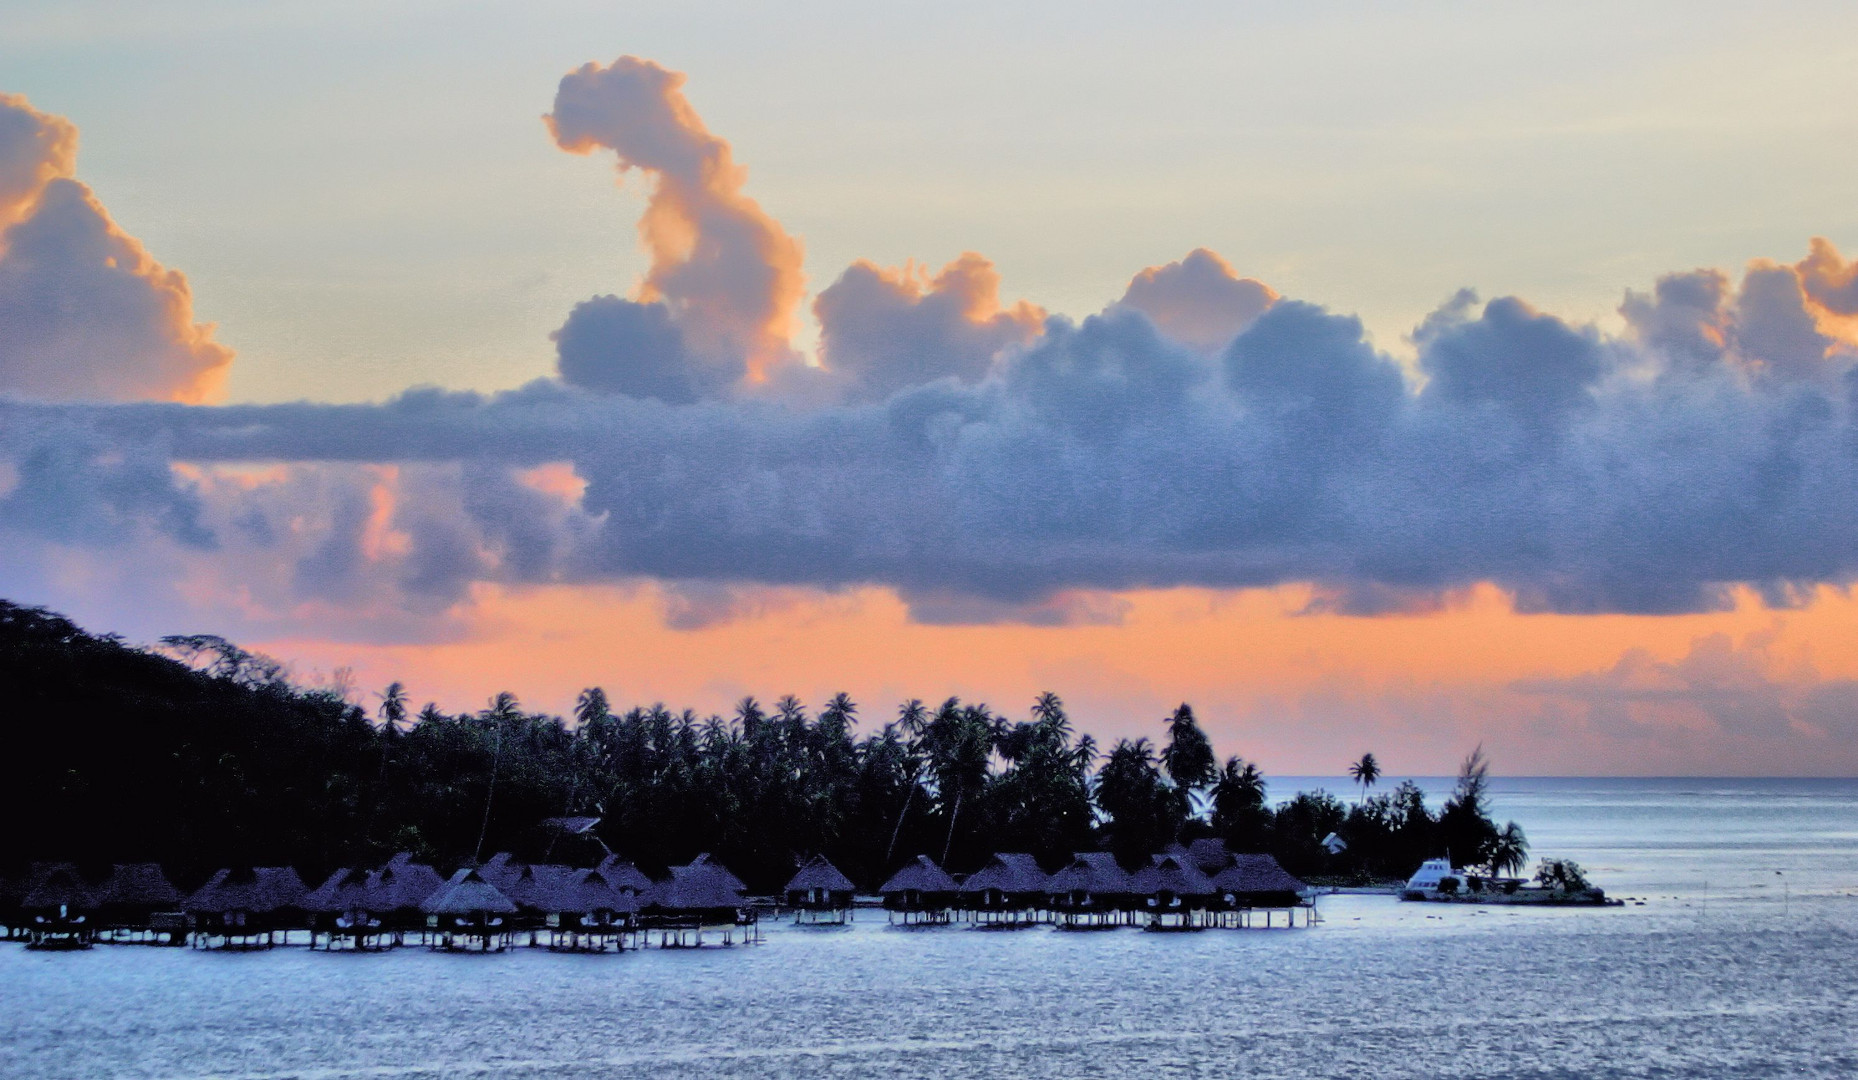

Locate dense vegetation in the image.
[0,600,1522,891]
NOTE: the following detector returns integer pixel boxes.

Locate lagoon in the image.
[4,778,1856,1079]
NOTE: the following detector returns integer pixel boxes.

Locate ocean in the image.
[4,777,1855,1079]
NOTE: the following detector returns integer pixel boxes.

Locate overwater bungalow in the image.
[1132,854,1215,930]
[1209,854,1315,928]
[421,868,518,951]
[20,864,98,949]
[95,863,185,944]
[641,853,756,947]
[544,867,640,951]
[783,855,856,925]
[481,857,572,942]
[305,866,374,948]
[185,866,309,948]
[878,855,958,926]
[1047,852,1137,929]
[308,853,444,949]
[957,853,1050,927]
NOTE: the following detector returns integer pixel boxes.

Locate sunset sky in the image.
[5,1,1858,774]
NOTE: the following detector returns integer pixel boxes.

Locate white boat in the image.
[1403,857,1458,893]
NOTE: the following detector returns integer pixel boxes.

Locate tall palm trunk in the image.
[941,784,963,867]
[885,773,918,865]
[473,723,503,864]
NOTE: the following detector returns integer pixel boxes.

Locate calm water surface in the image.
[5,778,1856,1079]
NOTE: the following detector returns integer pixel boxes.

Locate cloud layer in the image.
[0,94,231,404]
[6,59,1858,642]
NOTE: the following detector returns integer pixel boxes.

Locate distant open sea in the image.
[5,777,1856,1079]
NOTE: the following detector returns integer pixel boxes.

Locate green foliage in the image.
[1535,858,1591,893]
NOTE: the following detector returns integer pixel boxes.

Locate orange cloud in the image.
[0,91,76,231]
[0,93,230,403]
[1118,248,1278,353]
[814,251,1044,399]
[546,57,805,385]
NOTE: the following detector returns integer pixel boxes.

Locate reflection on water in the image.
[4,779,1856,1079]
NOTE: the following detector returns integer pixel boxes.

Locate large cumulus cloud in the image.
[8,58,1858,636]
[545,56,806,396]
[0,94,231,404]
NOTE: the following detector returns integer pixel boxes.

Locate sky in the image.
[4,1,1858,774]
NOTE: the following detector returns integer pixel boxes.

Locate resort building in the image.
[783,855,856,924]
[879,855,958,925]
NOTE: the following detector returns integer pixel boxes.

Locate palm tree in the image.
[1487,821,1529,878]
[472,692,519,862]
[1161,704,1216,791]
[1348,753,1381,804]
[883,699,931,864]
[378,681,408,734]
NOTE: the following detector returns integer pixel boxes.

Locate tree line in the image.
[0,600,1522,892]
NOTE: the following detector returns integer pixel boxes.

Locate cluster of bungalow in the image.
[2,840,1313,951]
[787,840,1315,930]
[0,853,757,952]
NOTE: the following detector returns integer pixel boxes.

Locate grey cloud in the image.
[6,248,1858,630]
[553,296,703,403]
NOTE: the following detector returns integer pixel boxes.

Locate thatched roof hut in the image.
[786,854,855,894]
[1050,852,1133,894]
[878,855,958,915]
[1132,854,1215,902]
[183,866,308,918]
[305,867,370,915]
[484,860,572,914]
[959,853,1050,906]
[644,854,748,915]
[22,864,99,912]
[554,868,641,919]
[421,869,518,916]
[1210,854,1308,907]
[362,853,444,916]
[784,855,856,908]
[97,864,182,915]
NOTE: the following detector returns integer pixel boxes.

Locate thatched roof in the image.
[304,867,369,914]
[1181,839,1236,874]
[1131,854,1214,897]
[492,862,575,911]
[784,855,855,895]
[541,815,602,835]
[645,854,748,912]
[1048,852,1134,895]
[959,852,1050,895]
[595,856,654,894]
[555,868,641,915]
[22,864,98,910]
[878,855,958,895]
[185,867,310,914]
[99,863,182,909]
[421,869,518,915]
[362,857,444,913]
[1210,854,1308,897]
